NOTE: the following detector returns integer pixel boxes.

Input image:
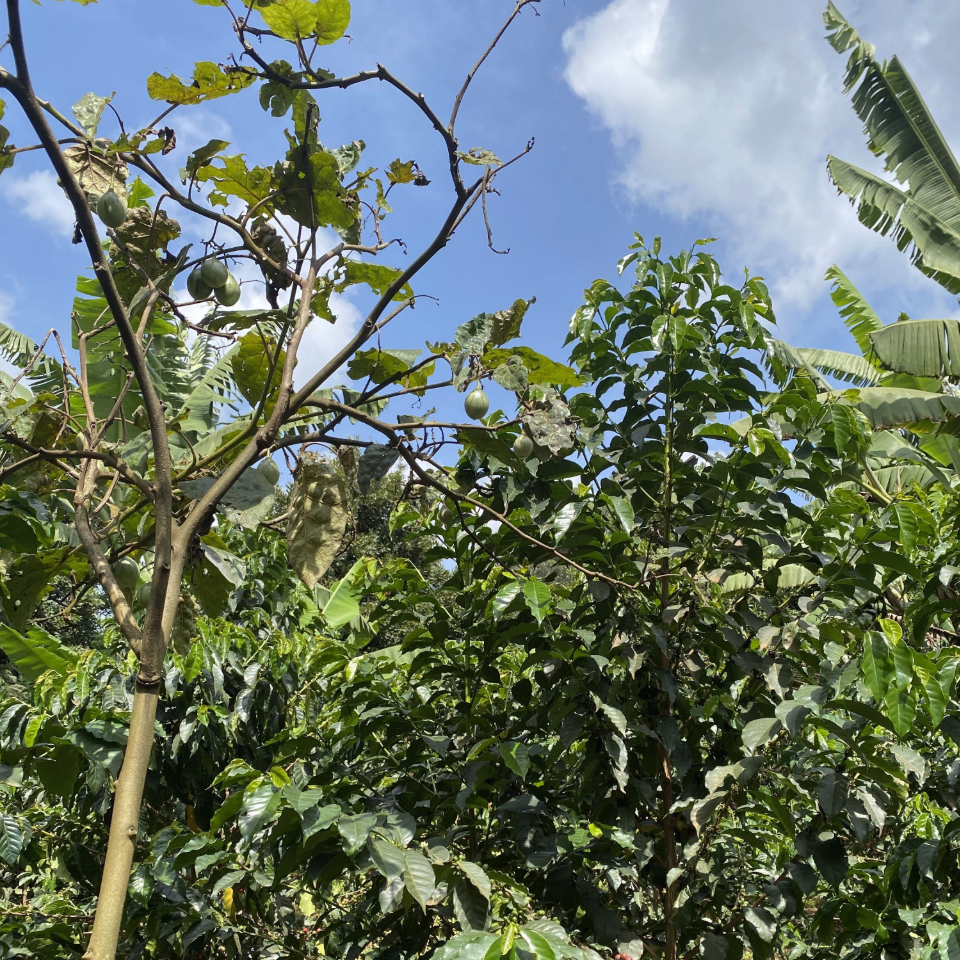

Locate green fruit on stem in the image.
[513,432,534,459]
[96,190,127,228]
[258,458,281,486]
[187,267,212,301]
[114,556,140,589]
[200,258,230,288]
[439,504,454,525]
[215,273,241,306]
[75,433,86,450]
[136,582,152,608]
[464,387,489,420]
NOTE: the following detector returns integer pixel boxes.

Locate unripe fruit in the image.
[200,258,230,288]
[513,432,534,459]
[114,556,140,589]
[439,504,454,525]
[215,273,241,306]
[136,582,152,608]
[96,190,126,228]
[75,433,86,450]
[258,458,281,486]
[187,267,212,301]
[464,388,489,421]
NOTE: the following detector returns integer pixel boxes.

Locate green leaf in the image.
[491,356,528,392]
[923,674,947,727]
[147,62,255,105]
[500,741,530,781]
[454,879,489,932]
[871,319,960,377]
[456,315,494,356]
[340,261,413,302]
[818,770,848,818]
[741,717,782,754]
[432,933,500,960]
[338,812,376,856]
[891,637,914,691]
[0,624,79,684]
[518,929,557,960]
[314,0,351,44]
[523,579,552,624]
[0,815,23,864]
[490,298,535,347]
[796,346,879,386]
[302,803,340,840]
[286,461,348,588]
[321,559,367,629]
[71,91,112,138]
[239,784,281,841]
[457,148,501,167]
[744,906,777,943]
[368,837,407,880]
[891,743,927,781]
[185,138,230,180]
[884,685,917,738]
[347,348,421,385]
[403,847,436,912]
[232,331,284,416]
[606,495,635,533]
[260,0,318,39]
[357,444,401,495]
[491,582,521,622]
[825,265,884,353]
[483,347,582,388]
[862,633,894,703]
[812,836,848,888]
[459,861,492,900]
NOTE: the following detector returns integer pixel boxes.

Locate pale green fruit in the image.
[136,582,152,608]
[215,273,241,306]
[464,388,489,420]
[200,258,230,288]
[96,190,126,228]
[513,432,534,459]
[187,267,212,300]
[114,556,140,589]
[439,504,454,525]
[258,458,281,486]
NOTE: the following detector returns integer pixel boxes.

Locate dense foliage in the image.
[3,4,960,960]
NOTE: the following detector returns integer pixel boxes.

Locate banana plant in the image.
[768,266,960,497]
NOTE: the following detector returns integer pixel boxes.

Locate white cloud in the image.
[562,0,960,332]
[1,170,75,238]
[295,293,363,390]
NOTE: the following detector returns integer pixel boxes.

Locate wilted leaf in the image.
[286,462,348,588]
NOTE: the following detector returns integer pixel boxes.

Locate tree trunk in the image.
[83,682,159,960]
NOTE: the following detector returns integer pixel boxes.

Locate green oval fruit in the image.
[96,190,126,228]
[114,556,140,589]
[75,433,86,450]
[439,504,454,525]
[200,258,230,288]
[136,582,152,608]
[464,388,489,421]
[588,580,611,602]
[187,267,212,301]
[513,432,534,459]
[215,273,241,306]
[258,457,281,486]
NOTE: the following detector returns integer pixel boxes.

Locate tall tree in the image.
[0,1,593,955]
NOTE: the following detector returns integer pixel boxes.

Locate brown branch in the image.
[448,0,540,134]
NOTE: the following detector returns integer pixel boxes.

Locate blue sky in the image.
[2,0,960,425]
